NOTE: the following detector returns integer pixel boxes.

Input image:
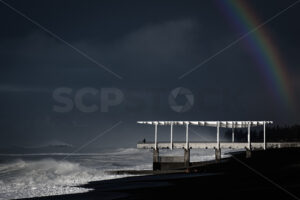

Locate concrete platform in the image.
[137,142,300,150]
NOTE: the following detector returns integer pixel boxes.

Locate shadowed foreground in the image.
[26,148,300,200]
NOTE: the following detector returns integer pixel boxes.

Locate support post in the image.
[184,149,190,168]
[217,121,220,150]
[247,122,251,150]
[263,121,266,150]
[246,122,252,158]
[154,123,158,150]
[246,149,252,158]
[185,122,189,150]
[170,123,173,150]
[215,121,221,160]
[232,121,235,143]
[153,149,160,170]
[215,148,221,160]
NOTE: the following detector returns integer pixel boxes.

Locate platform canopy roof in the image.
[137,121,273,128]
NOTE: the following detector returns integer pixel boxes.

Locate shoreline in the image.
[24,148,300,200]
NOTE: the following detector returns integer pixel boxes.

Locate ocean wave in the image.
[0,158,135,200]
[0,148,229,199]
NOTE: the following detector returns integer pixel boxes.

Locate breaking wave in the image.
[0,148,229,199]
[0,148,152,199]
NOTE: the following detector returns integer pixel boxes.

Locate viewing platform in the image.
[137,121,300,170]
[137,141,300,150]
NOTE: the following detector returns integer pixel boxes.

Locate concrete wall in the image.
[159,156,184,163]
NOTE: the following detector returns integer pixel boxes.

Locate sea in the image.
[0,147,233,199]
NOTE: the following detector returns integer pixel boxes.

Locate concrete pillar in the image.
[263,121,266,150]
[153,149,160,170]
[232,122,235,143]
[215,148,221,160]
[247,122,251,150]
[217,121,220,150]
[153,148,159,162]
[185,122,189,150]
[170,123,173,150]
[184,149,190,167]
[154,123,158,150]
[246,149,251,158]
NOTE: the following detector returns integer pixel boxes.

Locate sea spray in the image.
[0,148,234,199]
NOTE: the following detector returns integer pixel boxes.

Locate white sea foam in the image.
[0,148,231,199]
[0,148,152,199]
[0,159,108,199]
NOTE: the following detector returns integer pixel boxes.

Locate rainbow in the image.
[217,0,295,110]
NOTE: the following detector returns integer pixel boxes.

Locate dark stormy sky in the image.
[0,0,299,149]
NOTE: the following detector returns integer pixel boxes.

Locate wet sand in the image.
[26,148,300,200]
